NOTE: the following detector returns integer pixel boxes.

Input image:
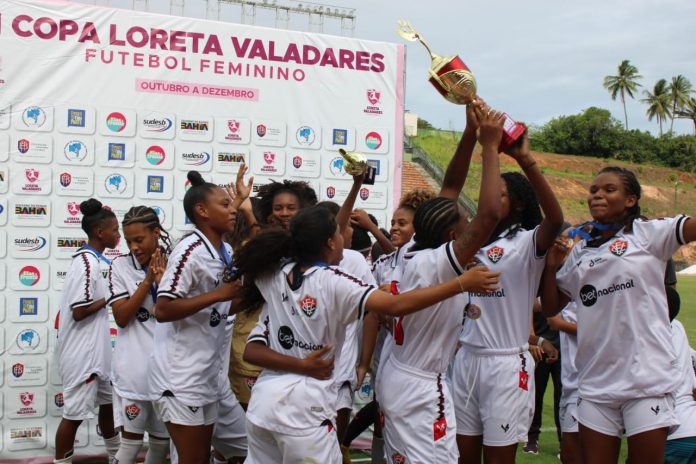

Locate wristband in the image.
[522,161,537,171]
[536,336,545,347]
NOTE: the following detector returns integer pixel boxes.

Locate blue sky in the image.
[95,0,696,135]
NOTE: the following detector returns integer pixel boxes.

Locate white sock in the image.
[371,437,385,464]
[169,441,179,464]
[144,437,170,464]
[54,455,73,464]
[113,437,143,464]
[104,435,121,462]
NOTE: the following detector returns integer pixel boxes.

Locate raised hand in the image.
[476,108,505,149]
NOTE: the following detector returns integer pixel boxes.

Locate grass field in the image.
[349,275,696,463]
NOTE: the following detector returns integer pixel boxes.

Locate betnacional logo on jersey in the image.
[136,307,152,323]
[609,239,628,257]
[326,186,336,199]
[210,307,224,327]
[332,129,348,145]
[143,118,172,133]
[295,126,315,145]
[359,188,370,200]
[105,174,127,194]
[365,131,383,150]
[125,403,141,420]
[299,295,318,317]
[67,109,86,128]
[19,297,39,316]
[391,453,406,464]
[108,143,126,161]
[18,265,41,286]
[147,175,164,193]
[13,363,25,378]
[277,325,323,351]
[145,145,166,165]
[364,89,383,115]
[106,112,127,132]
[23,106,47,128]
[16,329,40,351]
[18,138,30,153]
[579,280,635,307]
[64,140,88,161]
[54,393,64,408]
[486,246,505,264]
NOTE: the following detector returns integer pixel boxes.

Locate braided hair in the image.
[411,197,461,251]
[122,206,172,255]
[597,166,641,232]
[499,172,543,238]
[256,180,317,225]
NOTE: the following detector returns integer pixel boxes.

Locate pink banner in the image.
[135,78,259,101]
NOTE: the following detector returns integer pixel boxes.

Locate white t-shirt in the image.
[557,216,688,402]
[459,226,544,353]
[371,240,410,287]
[56,247,112,390]
[335,250,377,389]
[148,229,233,406]
[108,252,160,400]
[559,302,579,407]
[391,241,466,374]
[246,262,376,435]
[668,319,696,440]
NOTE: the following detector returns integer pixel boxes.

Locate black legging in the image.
[342,400,380,447]
[528,355,562,443]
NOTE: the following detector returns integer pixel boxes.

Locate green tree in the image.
[675,97,696,135]
[603,60,642,130]
[417,118,435,130]
[642,79,672,136]
[668,75,693,134]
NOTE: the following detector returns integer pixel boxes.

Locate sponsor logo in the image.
[329,157,347,176]
[181,151,211,166]
[15,204,48,217]
[332,129,348,145]
[20,392,34,407]
[299,295,318,317]
[136,307,151,322]
[25,168,39,183]
[365,131,383,150]
[359,188,370,200]
[105,174,127,194]
[19,298,38,317]
[579,279,635,307]
[18,138,30,153]
[68,109,86,128]
[264,151,275,164]
[326,186,336,199]
[19,265,41,286]
[106,112,127,132]
[125,403,141,420]
[364,89,383,115]
[209,307,228,327]
[12,363,25,378]
[23,106,46,127]
[110,327,117,348]
[245,376,257,390]
[16,329,40,351]
[143,118,172,132]
[391,453,406,464]
[218,152,245,163]
[256,124,267,137]
[609,239,628,257]
[501,423,510,432]
[67,202,81,216]
[145,145,166,165]
[367,159,381,175]
[152,206,166,225]
[651,405,660,415]
[147,175,164,193]
[188,406,199,413]
[470,289,506,298]
[228,120,240,133]
[292,155,303,168]
[14,236,48,253]
[295,126,315,145]
[486,246,504,264]
[223,119,245,142]
[55,393,64,407]
[277,325,323,351]
[59,172,72,187]
[181,120,209,132]
[64,140,88,161]
[108,143,126,161]
[10,426,44,439]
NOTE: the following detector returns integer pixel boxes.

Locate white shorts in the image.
[577,395,678,437]
[211,389,248,458]
[336,383,354,411]
[63,375,112,420]
[670,399,696,440]
[113,392,169,437]
[245,419,341,464]
[560,400,579,434]
[153,396,219,426]
[451,349,535,446]
[377,356,459,463]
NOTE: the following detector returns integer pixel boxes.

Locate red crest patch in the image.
[391,453,406,464]
[433,417,447,441]
[125,403,141,420]
[486,246,504,264]
[609,240,628,257]
[299,295,318,317]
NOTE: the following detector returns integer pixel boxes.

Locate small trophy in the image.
[339,149,376,184]
[397,20,526,151]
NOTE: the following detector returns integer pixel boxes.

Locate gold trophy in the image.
[339,148,376,184]
[397,19,477,105]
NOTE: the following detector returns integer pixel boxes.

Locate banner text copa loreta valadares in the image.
[11,14,386,80]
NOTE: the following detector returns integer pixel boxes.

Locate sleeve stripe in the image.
[676,215,688,246]
[80,253,92,302]
[169,240,203,294]
[70,299,93,309]
[532,227,546,260]
[247,335,269,345]
[445,242,465,276]
[358,287,376,320]
[107,292,129,305]
[157,291,182,300]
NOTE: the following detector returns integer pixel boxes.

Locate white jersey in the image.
[668,319,696,440]
[371,239,411,286]
[557,216,687,402]
[559,301,579,406]
[459,226,543,353]
[56,247,112,390]
[391,241,466,374]
[218,313,236,398]
[335,250,377,389]
[246,262,376,435]
[108,253,160,400]
[149,230,233,406]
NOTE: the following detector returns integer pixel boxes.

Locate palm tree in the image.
[668,75,693,133]
[642,79,672,136]
[675,96,696,135]
[603,60,642,130]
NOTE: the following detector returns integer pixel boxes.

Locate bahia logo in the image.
[143,118,173,132]
[18,138,30,153]
[19,265,41,286]
[106,112,127,132]
[365,131,383,150]
[145,145,166,165]
[14,236,48,252]
[296,126,315,145]
[182,151,211,166]
[105,174,127,194]
[22,106,46,127]
[16,329,40,351]
[64,140,88,161]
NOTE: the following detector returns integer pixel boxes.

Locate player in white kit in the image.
[108,206,172,464]
[541,166,696,464]
[149,171,245,464]
[236,204,499,464]
[54,199,122,464]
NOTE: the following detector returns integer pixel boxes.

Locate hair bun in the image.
[80,198,103,217]
[187,171,205,187]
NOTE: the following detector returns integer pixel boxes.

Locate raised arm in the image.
[439,102,482,200]
[336,172,366,234]
[539,239,570,317]
[351,209,396,254]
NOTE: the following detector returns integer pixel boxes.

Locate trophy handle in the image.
[396,20,436,60]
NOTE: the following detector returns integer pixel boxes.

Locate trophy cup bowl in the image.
[338,149,368,176]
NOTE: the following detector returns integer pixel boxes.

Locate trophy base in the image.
[500,114,526,151]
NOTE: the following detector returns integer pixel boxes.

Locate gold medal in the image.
[466,303,482,320]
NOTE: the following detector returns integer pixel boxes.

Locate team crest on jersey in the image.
[486,246,504,264]
[245,376,257,390]
[609,239,628,257]
[125,403,141,420]
[391,452,406,464]
[299,295,318,317]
